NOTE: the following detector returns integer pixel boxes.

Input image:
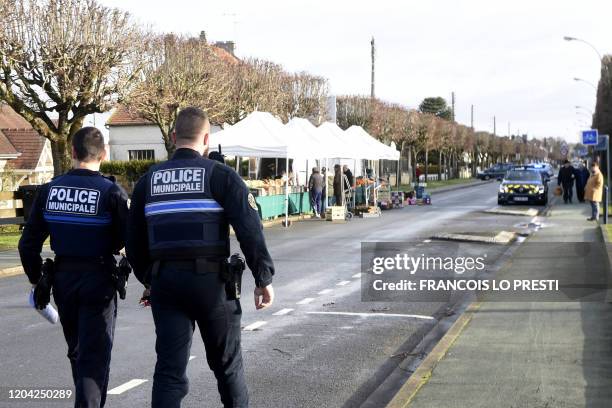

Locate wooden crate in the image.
[325,206,345,221]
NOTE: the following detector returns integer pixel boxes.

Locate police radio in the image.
[208,144,225,164]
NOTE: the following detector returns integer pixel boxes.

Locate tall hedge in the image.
[100,160,158,183]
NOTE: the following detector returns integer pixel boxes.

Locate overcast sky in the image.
[99,0,611,143]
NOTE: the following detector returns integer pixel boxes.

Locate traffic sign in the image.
[595,135,609,152]
[582,129,599,146]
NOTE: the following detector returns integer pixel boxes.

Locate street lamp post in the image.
[564,36,604,62]
[573,77,597,90]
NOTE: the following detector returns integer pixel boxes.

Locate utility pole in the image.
[470,105,474,129]
[493,116,496,136]
[370,37,375,98]
[451,92,456,122]
[508,122,511,137]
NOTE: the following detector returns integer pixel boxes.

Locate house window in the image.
[128,150,155,161]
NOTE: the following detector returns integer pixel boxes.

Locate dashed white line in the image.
[307,311,436,320]
[296,297,315,305]
[243,321,267,331]
[273,308,294,316]
[189,355,196,361]
[107,379,148,395]
[336,280,351,286]
[351,273,361,279]
[317,289,333,295]
[423,239,432,243]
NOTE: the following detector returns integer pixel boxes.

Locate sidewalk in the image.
[389,200,612,408]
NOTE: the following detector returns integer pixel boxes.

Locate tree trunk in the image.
[437,150,442,181]
[50,138,72,176]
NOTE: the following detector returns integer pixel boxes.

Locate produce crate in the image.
[325,206,345,222]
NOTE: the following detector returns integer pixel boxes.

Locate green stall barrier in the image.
[255,192,312,220]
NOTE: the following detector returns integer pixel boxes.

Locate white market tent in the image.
[208,111,290,157]
[345,125,400,160]
[210,112,400,226]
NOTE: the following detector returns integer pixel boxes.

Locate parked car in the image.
[498,168,548,206]
[477,163,514,180]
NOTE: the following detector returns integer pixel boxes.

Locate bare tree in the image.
[336,95,374,130]
[226,58,287,124]
[0,0,148,174]
[123,35,234,155]
[282,72,328,124]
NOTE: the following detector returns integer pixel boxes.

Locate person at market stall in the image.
[333,164,343,206]
[308,167,323,217]
[343,165,354,189]
[321,167,327,211]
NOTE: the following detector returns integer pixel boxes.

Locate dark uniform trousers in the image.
[150,260,247,408]
[52,260,117,408]
[562,182,574,203]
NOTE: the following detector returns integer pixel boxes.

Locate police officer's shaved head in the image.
[72,127,106,162]
[175,107,210,143]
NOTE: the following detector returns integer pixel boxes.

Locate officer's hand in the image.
[254,285,274,310]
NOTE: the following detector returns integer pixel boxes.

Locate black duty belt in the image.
[55,255,114,265]
[151,258,226,279]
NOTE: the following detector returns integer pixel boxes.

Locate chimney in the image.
[213,41,235,56]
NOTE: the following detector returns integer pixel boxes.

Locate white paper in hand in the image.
[28,289,58,324]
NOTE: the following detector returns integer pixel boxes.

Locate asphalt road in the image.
[0,182,549,408]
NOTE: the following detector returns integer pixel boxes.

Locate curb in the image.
[385,302,481,408]
[0,265,23,278]
[431,231,516,245]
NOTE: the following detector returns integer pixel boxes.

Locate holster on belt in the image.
[221,254,245,301]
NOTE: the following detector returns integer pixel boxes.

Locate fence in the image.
[0,191,25,225]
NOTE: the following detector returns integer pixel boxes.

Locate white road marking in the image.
[243,321,267,331]
[273,308,294,316]
[296,298,315,305]
[336,280,351,286]
[317,289,333,295]
[351,273,361,279]
[189,355,196,361]
[423,239,432,243]
[307,311,436,320]
[107,379,148,395]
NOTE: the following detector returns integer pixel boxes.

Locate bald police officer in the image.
[126,107,275,408]
[18,127,129,407]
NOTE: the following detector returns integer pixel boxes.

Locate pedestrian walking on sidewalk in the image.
[308,167,323,217]
[575,161,590,203]
[585,162,604,221]
[557,160,576,204]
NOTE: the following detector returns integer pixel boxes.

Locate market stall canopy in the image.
[284,118,334,159]
[345,126,400,160]
[317,122,361,159]
[209,111,292,158]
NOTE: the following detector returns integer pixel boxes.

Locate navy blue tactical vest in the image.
[43,172,115,257]
[144,156,229,260]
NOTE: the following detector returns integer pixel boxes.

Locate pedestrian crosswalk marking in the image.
[243,321,267,331]
[296,297,315,305]
[336,280,350,286]
[273,308,294,316]
[107,379,148,395]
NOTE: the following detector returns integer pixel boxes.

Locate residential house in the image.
[0,104,53,189]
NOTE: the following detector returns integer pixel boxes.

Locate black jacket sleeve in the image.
[126,176,150,285]
[210,164,275,287]
[108,183,130,255]
[18,184,50,284]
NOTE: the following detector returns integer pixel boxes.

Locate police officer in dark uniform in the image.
[18,127,129,407]
[126,107,275,408]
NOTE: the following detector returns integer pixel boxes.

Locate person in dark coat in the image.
[333,164,343,206]
[557,160,576,204]
[308,167,323,217]
[574,161,590,203]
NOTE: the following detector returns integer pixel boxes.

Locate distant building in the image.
[0,104,53,189]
